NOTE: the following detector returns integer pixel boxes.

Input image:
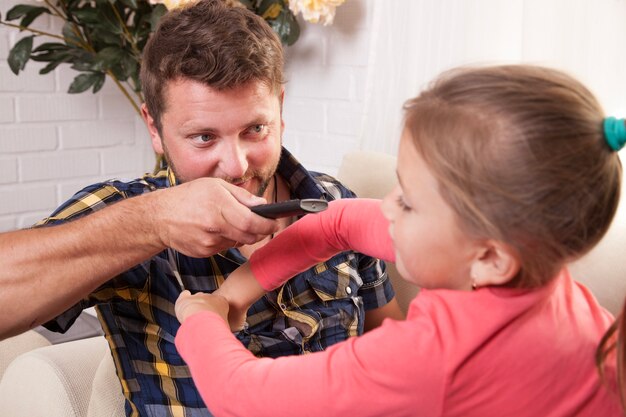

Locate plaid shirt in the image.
[40,148,394,417]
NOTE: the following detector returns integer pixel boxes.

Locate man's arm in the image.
[0,178,278,340]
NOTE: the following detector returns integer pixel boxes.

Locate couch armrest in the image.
[87,346,125,417]
[0,330,51,379]
[0,336,109,417]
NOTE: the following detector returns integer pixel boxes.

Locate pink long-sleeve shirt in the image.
[176,199,620,417]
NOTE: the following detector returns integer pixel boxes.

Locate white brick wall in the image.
[0,0,372,231]
[0,97,14,123]
[0,0,155,231]
[283,0,373,175]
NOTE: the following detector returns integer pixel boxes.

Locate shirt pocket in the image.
[305,253,364,300]
[291,255,365,342]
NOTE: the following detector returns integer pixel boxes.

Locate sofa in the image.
[1,150,624,417]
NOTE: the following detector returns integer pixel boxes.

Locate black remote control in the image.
[251,199,328,219]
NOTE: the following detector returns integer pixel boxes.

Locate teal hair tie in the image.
[603,117,626,151]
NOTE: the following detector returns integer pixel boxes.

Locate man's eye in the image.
[248,124,265,135]
[192,134,214,144]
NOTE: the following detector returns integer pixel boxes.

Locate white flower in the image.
[288,0,346,26]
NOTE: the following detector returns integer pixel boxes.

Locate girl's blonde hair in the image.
[404,65,622,288]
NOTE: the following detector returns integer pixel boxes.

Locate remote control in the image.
[251,199,328,219]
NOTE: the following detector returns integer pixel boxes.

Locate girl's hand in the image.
[175,290,229,324]
[213,288,249,332]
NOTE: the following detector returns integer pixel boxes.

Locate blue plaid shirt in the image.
[40,148,395,417]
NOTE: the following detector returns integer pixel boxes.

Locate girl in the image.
[174,65,624,416]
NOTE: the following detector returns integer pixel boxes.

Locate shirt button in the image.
[345,287,352,295]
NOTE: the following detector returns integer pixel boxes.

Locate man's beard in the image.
[165,153,278,197]
[226,170,274,197]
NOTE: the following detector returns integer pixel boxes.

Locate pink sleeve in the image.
[175,309,444,417]
[249,198,395,290]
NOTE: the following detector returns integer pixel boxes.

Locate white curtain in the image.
[361,0,626,155]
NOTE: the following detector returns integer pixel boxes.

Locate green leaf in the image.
[130,70,142,93]
[72,8,102,24]
[268,8,300,46]
[33,42,71,53]
[8,35,34,74]
[110,64,125,81]
[65,48,96,71]
[68,48,94,61]
[71,61,95,72]
[90,27,124,46]
[66,0,83,10]
[30,49,69,63]
[39,58,70,75]
[67,49,96,71]
[92,46,124,71]
[68,72,101,94]
[91,73,106,94]
[121,53,138,77]
[110,52,138,81]
[147,4,167,31]
[98,5,124,35]
[62,22,83,47]
[20,7,50,28]
[119,0,138,10]
[6,5,48,21]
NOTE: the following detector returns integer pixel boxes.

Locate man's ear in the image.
[278,88,285,136]
[470,240,520,288]
[141,103,164,155]
[278,87,285,114]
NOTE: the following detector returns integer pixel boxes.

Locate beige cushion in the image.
[0,330,51,378]
[337,150,398,199]
[0,336,108,417]
[87,349,125,417]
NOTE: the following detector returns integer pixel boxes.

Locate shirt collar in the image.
[277,147,333,200]
[166,167,178,187]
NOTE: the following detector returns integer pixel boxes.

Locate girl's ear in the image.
[470,240,520,288]
[141,103,164,155]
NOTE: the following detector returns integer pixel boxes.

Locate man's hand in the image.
[175,290,229,324]
[151,178,279,257]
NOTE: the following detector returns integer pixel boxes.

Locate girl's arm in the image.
[214,198,395,328]
[175,306,442,417]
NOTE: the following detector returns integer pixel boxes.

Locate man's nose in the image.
[219,140,249,180]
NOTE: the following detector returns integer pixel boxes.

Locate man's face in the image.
[144,79,284,197]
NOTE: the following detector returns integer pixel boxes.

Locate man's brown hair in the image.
[140,0,285,132]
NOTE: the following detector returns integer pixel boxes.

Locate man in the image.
[0,1,402,415]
